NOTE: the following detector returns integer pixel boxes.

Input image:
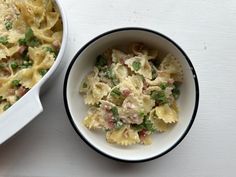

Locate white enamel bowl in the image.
[64,28,199,162]
[0,0,68,144]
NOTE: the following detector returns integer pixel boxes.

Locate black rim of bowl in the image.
[63,27,200,163]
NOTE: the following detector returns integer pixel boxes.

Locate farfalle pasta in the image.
[0,0,62,113]
[80,43,183,146]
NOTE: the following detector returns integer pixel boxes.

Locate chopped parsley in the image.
[150,90,168,104]
[11,80,20,87]
[20,59,33,68]
[5,21,12,30]
[110,87,121,98]
[38,69,48,76]
[0,36,8,45]
[111,106,119,117]
[132,61,141,71]
[139,111,145,117]
[95,55,107,69]
[172,82,180,99]
[18,38,26,46]
[110,106,123,129]
[115,120,123,129]
[18,28,40,47]
[104,67,113,79]
[133,116,156,133]
[102,67,118,86]
[159,83,168,90]
[3,103,11,111]
[44,46,57,58]
[10,62,18,69]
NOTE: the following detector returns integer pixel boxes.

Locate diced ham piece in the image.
[120,58,125,64]
[138,129,147,142]
[5,14,12,21]
[107,116,115,129]
[122,89,131,97]
[52,40,61,49]
[8,89,15,95]
[16,86,28,97]
[168,79,174,84]
[18,45,27,54]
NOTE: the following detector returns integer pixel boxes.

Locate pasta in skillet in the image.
[0,0,63,113]
[80,43,183,146]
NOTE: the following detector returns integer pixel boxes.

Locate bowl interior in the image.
[65,29,198,161]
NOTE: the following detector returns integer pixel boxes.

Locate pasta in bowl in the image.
[64,28,199,162]
[80,43,183,146]
[0,0,67,144]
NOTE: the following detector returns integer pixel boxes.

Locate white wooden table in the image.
[0,0,236,176]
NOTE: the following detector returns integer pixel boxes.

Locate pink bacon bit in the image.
[103,104,111,112]
[16,86,28,97]
[168,79,174,84]
[138,129,148,143]
[125,102,135,109]
[122,89,131,97]
[106,114,115,129]
[52,40,61,49]
[18,45,27,54]
[119,58,125,64]
[8,89,15,95]
[5,14,13,21]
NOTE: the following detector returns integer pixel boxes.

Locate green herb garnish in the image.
[3,103,11,111]
[133,116,156,133]
[44,46,57,58]
[110,88,121,98]
[150,90,168,104]
[18,38,26,46]
[159,83,167,90]
[38,68,48,76]
[132,61,141,71]
[111,106,123,129]
[172,82,180,99]
[11,80,20,87]
[0,96,3,102]
[18,28,40,47]
[111,106,119,117]
[5,21,12,30]
[20,59,33,68]
[115,120,123,129]
[0,36,8,45]
[95,55,107,69]
[11,62,18,69]
[104,67,113,79]
[102,67,118,86]
[139,111,145,117]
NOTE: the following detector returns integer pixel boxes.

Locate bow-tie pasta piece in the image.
[106,125,140,146]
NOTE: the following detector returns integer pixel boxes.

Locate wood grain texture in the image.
[0,0,236,176]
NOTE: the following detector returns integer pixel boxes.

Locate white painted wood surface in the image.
[0,0,236,176]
